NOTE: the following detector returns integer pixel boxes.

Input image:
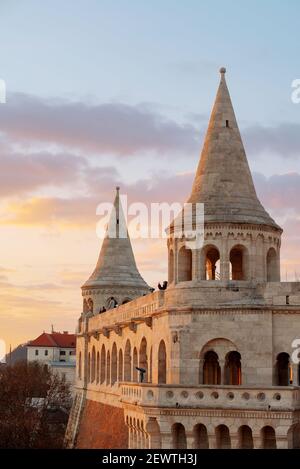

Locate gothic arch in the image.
[118,348,123,381]
[158,340,167,384]
[106,350,111,385]
[230,244,249,280]
[201,244,220,280]
[224,351,242,385]
[124,340,132,381]
[139,337,148,382]
[133,347,138,382]
[111,343,117,385]
[275,352,291,385]
[203,351,221,385]
[96,351,100,383]
[91,346,96,383]
[100,344,106,384]
[267,247,279,281]
[178,246,192,282]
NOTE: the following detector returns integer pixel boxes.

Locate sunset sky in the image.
[0,0,300,351]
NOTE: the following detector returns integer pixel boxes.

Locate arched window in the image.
[106,350,110,385]
[193,424,208,449]
[276,352,291,386]
[216,425,231,449]
[158,340,167,384]
[178,246,192,282]
[149,347,153,383]
[230,245,249,280]
[288,424,300,449]
[78,351,82,380]
[238,425,253,449]
[87,298,94,313]
[124,340,132,381]
[88,352,91,382]
[111,343,117,385]
[267,248,278,281]
[91,346,96,383]
[205,247,220,280]
[133,347,138,382]
[224,351,242,385]
[171,423,187,449]
[203,351,221,385]
[261,426,276,449]
[96,351,100,383]
[139,338,148,382]
[118,349,123,381]
[168,249,174,284]
[83,299,88,313]
[100,344,106,384]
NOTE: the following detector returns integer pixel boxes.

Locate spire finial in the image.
[219,67,226,75]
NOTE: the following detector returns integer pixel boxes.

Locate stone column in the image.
[161,432,172,449]
[252,434,262,449]
[292,363,299,386]
[192,250,198,280]
[230,433,240,449]
[220,238,229,281]
[207,432,217,449]
[219,359,226,385]
[185,432,195,449]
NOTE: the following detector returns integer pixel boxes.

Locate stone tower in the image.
[82,187,150,317]
[168,67,281,286]
[66,69,300,450]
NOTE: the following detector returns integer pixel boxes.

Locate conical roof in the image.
[188,67,280,230]
[83,188,150,289]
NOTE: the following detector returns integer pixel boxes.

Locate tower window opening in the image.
[226,120,229,128]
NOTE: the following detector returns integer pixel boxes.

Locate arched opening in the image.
[96,351,100,383]
[224,351,242,385]
[87,298,94,313]
[122,297,132,304]
[106,350,110,385]
[216,425,231,449]
[168,249,174,284]
[267,248,278,281]
[111,343,117,385]
[276,352,291,386]
[78,351,82,379]
[158,340,167,384]
[238,425,253,449]
[88,352,91,382]
[146,418,161,449]
[106,296,118,310]
[230,245,249,280]
[91,346,96,383]
[139,338,148,382]
[178,246,192,282]
[133,347,138,382]
[100,344,106,384]
[205,247,220,280]
[124,340,132,381]
[193,424,209,449]
[83,299,88,313]
[149,347,153,383]
[118,348,123,381]
[171,423,187,449]
[288,424,300,448]
[203,351,221,385]
[261,426,276,449]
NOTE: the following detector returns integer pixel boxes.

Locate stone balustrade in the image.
[120,382,300,411]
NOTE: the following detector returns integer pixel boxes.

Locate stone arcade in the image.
[65,68,300,449]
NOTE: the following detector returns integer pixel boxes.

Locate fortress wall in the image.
[75,399,128,449]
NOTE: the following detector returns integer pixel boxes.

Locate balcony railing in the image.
[120,382,300,411]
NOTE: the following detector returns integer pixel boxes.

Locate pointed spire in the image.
[83,187,150,289]
[188,67,280,229]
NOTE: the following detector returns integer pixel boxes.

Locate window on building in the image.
[44,350,48,356]
[35,350,39,356]
[60,351,66,356]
